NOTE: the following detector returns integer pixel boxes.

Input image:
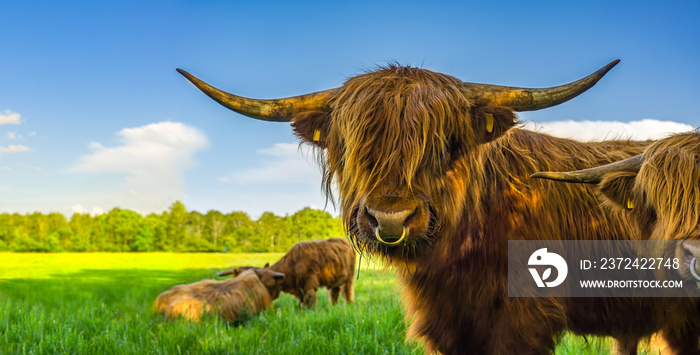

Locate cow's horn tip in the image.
[603,59,621,71]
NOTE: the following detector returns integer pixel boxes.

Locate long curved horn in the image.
[463,60,620,112]
[177,69,337,122]
[531,154,643,184]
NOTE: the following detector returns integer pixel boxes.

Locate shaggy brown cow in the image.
[218,237,355,308]
[177,61,696,353]
[155,268,284,322]
[533,130,700,284]
[533,131,700,353]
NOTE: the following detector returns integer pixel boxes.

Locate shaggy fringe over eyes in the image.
[636,131,700,239]
[320,65,476,210]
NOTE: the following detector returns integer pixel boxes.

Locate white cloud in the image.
[70,204,104,216]
[7,132,17,140]
[28,131,36,137]
[196,142,331,218]
[70,121,209,213]
[3,166,12,171]
[0,110,21,125]
[0,144,30,154]
[231,142,320,184]
[87,142,103,150]
[522,119,694,141]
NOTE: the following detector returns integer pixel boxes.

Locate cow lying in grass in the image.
[218,237,355,308]
[155,268,284,322]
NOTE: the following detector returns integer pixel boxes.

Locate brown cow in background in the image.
[155,268,284,322]
[178,61,697,353]
[218,237,355,308]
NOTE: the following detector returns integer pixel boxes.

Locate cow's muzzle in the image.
[366,206,413,245]
[358,195,429,246]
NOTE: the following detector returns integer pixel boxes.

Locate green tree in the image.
[9,229,48,252]
[167,201,188,251]
[26,212,49,250]
[69,213,96,252]
[0,204,346,253]
[131,225,155,252]
[285,207,345,248]
[146,213,168,251]
[204,210,226,250]
[256,212,287,252]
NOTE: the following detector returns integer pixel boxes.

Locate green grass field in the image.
[0,253,657,354]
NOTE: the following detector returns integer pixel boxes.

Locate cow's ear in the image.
[292,111,331,148]
[264,262,270,268]
[598,171,637,210]
[472,106,518,143]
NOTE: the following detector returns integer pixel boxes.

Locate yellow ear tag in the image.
[485,113,494,133]
[626,196,634,210]
[313,129,321,142]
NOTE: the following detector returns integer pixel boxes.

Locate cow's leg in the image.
[328,286,341,304]
[287,289,303,304]
[343,277,354,303]
[301,276,319,308]
[486,299,563,355]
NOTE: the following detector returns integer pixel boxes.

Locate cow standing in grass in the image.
[178,61,697,353]
[218,237,355,308]
[155,268,284,322]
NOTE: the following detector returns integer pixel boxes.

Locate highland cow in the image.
[218,237,355,308]
[533,131,700,353]
[155,268,284,322]
[178,61,697,353]
[533,130,700,285]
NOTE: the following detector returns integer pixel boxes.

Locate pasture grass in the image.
[0,252,657,354]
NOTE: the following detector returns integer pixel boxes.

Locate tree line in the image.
[0,201,346,253]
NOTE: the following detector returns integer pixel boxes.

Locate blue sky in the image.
[1,1,698,217]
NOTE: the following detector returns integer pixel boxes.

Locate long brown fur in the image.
[635,131,700,241]
[220,237,356,308]
[592,131,700,277]
[545,131,700,354]
[155,269,280,322]
[286,65,697,354]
